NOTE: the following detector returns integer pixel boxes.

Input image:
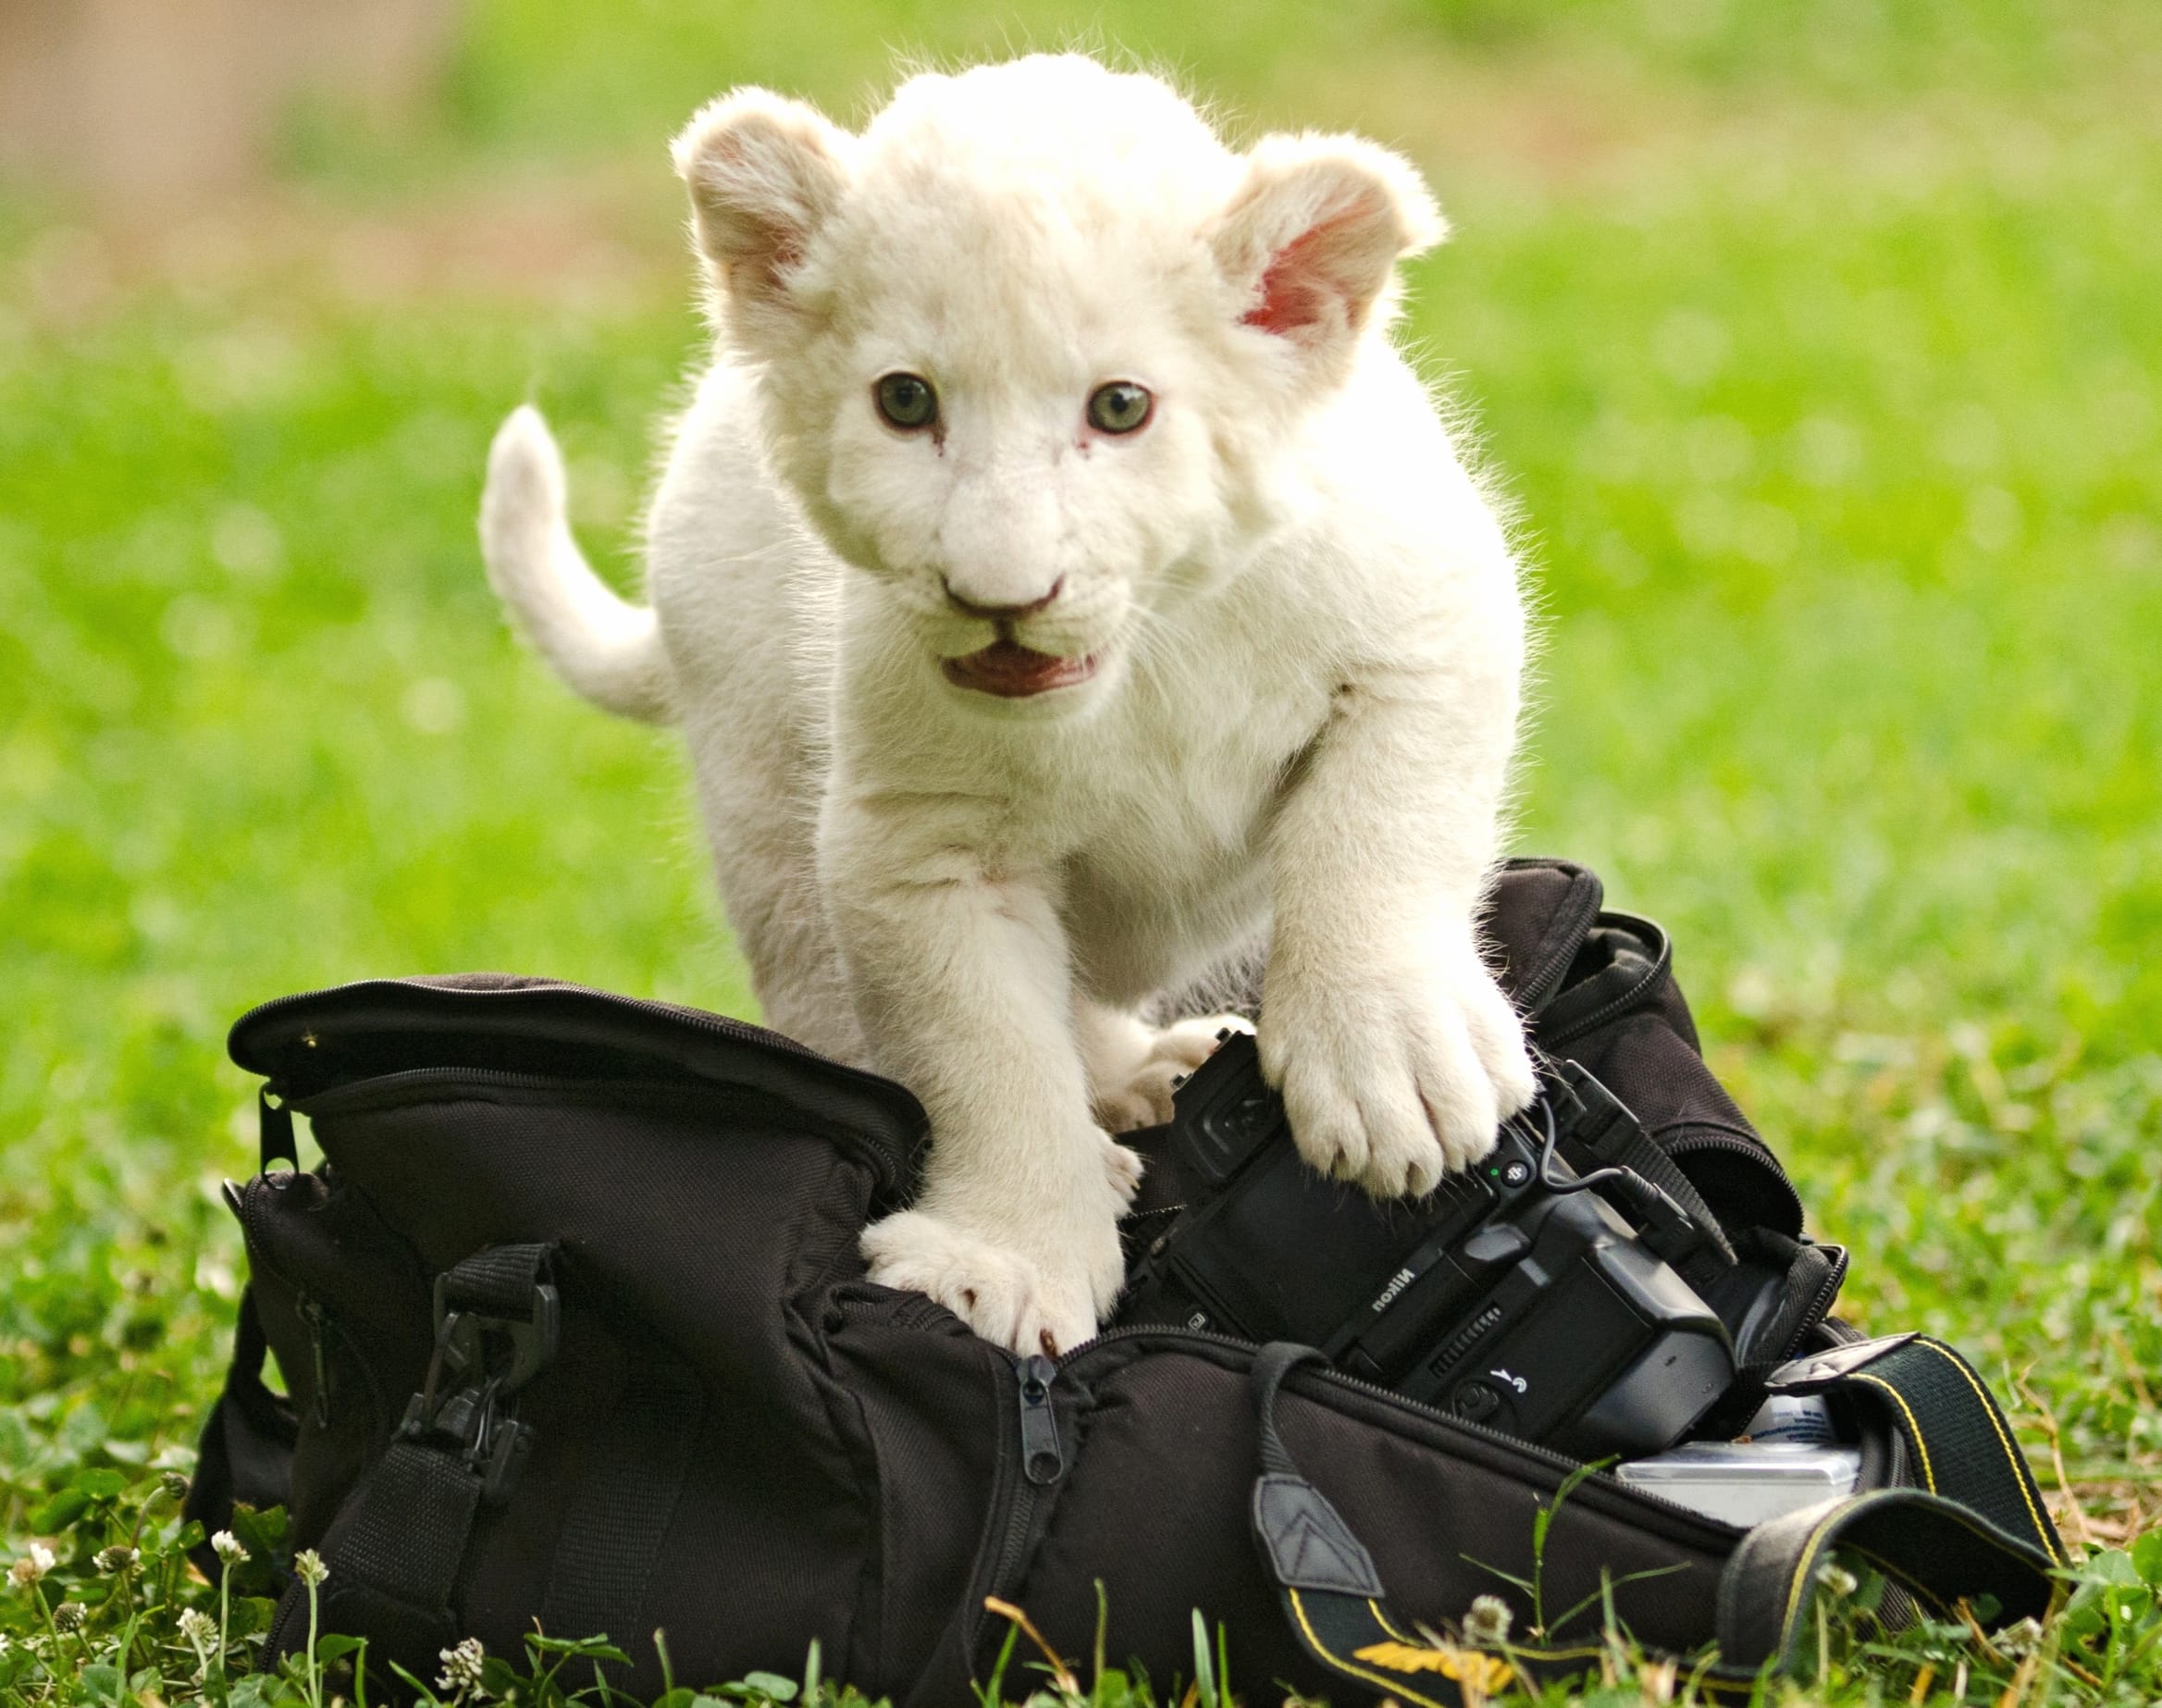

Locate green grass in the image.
[4,1,2159,1702]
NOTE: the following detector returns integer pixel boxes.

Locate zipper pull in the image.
[259,1087,298,1173]
[1015,1355,1064,1485]
[299,1295,332,1428]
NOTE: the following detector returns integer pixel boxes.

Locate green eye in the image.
[875,372,938,430]
[1087,381,1154,435]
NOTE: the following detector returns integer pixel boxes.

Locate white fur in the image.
[479,415,673,724]
[479,56,1536,1355]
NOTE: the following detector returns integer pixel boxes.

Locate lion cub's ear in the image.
[1210,133,1444,380]
[672,90,856,344]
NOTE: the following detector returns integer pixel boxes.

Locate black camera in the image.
[1116,1033,1736,1460]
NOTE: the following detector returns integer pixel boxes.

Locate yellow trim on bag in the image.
[1780,1504,1855,1639]
[1779,1493,2057,1665]
[1848,1373,1935,1491]
[1911,1339,2061,1564]
[1287,1589,1457,1708]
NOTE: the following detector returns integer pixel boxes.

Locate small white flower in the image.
[1816,1561,1859,1598]
[94,1545,140,1575]
[1463,1592,1513,1646]
[178,1606,219,1681]
[53,1602,86,1634]
[293,1549,328,1589]
[439,1637,487,1695]
[212,1530,249,1566]
[9,1542,56,1586]
[1995,1615,2045,1658]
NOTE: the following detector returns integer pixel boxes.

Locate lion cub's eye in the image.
[874,373,938,431]
[1086,381,1154,435]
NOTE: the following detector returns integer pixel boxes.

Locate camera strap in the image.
[1544,1065,1736,1284]
[1759,1332,2065,1567]
[1247,1335,2063,1706]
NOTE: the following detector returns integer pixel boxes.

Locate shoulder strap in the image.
[1245,1337,2062,1704]
[1760,1332,2065,1567]
[1248,1345,1523,1708]
[1248,1345,1628,1706]
[184,1283,299,1583]
[293,1244,561,1675]
[1711,1338,2065,1682]
[1712,1488,2059,1680]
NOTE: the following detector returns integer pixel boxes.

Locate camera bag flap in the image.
[186,864,2063,1703]
[228,972,925,1195]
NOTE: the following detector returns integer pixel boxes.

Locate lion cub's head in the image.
[673,55,1441,713]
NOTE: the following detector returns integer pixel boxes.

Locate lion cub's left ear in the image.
[1210,133,1445,379]
[672,89,857,349]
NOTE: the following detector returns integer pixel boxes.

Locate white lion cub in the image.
[478,55,1536,1355]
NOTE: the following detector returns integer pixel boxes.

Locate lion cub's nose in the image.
[944,576,1065,623]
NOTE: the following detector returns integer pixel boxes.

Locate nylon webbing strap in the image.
[440,1244,558,1321]
[1254,1357,1625,1703]
[1583,1120,1736,1274]
[1764,1334,2065,1567]
[1712,1488,2060,1679]
[1544,1067,1736,1284]
[315,1243,560,1673]
[320,1433,487,1652]
[184,1285,297,1586]
[1247,1343,1570,1708]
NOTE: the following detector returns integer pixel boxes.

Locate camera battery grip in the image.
[1118,1033,1735,1459]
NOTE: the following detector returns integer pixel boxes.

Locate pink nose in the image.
[945,576,1064,622]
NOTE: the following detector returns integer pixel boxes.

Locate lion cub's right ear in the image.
[672,91,856,346]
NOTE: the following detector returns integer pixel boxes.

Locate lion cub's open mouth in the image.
[943,638,1098,698]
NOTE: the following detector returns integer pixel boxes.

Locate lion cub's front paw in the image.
[860,1205,1125,1355]
[1261,959,1535,1198]
[1097,1131,1147,1202]
[1086,1013,1253,1133]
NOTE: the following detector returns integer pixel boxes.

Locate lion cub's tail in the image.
[478,405,676,725]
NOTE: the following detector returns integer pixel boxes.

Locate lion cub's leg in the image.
[1076,1001,1252,1134]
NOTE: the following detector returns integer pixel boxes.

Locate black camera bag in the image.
[188,859,2065,1704]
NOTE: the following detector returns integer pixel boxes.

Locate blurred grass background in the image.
[2,0,2157,1611]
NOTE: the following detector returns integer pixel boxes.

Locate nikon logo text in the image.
[1369,1267,1418,1314]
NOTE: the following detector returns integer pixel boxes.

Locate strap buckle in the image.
[426,1272,561,1401]
[400,1268,560,1506]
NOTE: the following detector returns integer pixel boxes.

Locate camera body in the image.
[1116,1033,1736,1460]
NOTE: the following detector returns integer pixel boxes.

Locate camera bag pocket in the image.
[191,973,935,1698]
